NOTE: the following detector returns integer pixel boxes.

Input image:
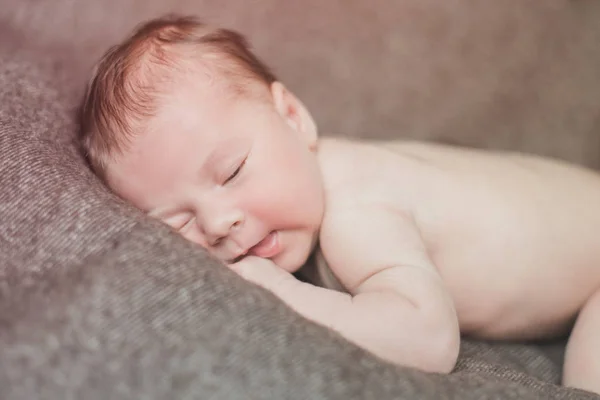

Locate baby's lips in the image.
[248,231,280,258]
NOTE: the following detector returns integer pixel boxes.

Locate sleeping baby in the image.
[79,15,600,395]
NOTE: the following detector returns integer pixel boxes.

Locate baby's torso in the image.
[314,137,600,340]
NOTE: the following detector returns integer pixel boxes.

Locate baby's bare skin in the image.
[83,15,600,395]
[317,137,600,341]
[100,73,600,394]
[231,136,600,394]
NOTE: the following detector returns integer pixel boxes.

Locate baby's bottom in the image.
[563,288,600,395]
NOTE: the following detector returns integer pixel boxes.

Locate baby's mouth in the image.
[248,231,280,258]
[226,231,280,263]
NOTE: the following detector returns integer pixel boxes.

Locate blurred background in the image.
[3,0,600,168]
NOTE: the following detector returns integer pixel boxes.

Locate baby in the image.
[80,15,600,394]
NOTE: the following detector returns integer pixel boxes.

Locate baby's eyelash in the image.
[178,217,196,232]
[224,158,247,184]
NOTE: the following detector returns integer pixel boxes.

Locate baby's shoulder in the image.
[316,138,377,204]
[316,137,426,203]
[316,137,393,185]
[316,137,366,167]
[316,137,437,170]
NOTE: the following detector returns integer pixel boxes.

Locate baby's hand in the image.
[228,256,297,296]
[228,256,348,329]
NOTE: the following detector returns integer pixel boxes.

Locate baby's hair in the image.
[79,15,277,180]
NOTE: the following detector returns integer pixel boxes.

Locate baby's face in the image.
[106,76,324,272]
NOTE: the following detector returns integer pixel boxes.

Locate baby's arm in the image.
[231,205,459,373]
[321,204,459,372]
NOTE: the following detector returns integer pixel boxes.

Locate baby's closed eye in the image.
[177,216,197,233]
[222,157,247,185]
[161,213,194,232]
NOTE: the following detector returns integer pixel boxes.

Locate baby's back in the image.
[317,137,600,340]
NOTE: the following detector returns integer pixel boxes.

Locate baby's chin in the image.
[272,240,316,273]
[276,258,306,274]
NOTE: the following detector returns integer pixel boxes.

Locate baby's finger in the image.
[230,257,295,292]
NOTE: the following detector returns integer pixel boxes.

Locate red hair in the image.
[79,15,277,179]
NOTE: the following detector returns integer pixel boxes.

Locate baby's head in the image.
[80,15,324,271]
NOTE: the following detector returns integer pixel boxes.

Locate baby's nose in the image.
[203,210,244,246]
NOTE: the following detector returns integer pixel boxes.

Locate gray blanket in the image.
[2,1,600,398]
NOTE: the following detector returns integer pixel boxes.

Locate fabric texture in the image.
[1,1,600,399]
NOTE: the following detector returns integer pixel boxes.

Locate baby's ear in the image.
[270,82,318,149]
